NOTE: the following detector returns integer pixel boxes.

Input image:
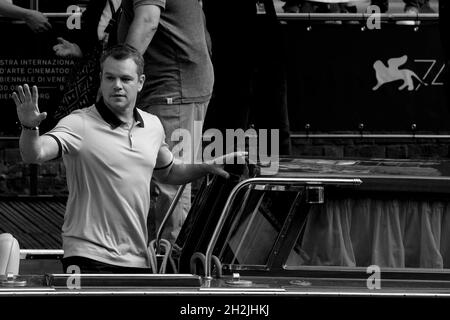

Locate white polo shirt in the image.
[45,101,172,268]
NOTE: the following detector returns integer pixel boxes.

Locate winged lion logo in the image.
[372,55,427,91]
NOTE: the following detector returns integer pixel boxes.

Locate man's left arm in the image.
[153,147,246,185]
[156,161,228,185]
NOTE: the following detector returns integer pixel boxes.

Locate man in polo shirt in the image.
[12,44,232,273]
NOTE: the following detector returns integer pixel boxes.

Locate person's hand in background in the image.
[23,9,51,32]
[0,0,51,33]
[53,37,83,58]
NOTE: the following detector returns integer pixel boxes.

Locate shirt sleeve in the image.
[154,116,173,170]
[43,111,85,156]
[154,144,173,170]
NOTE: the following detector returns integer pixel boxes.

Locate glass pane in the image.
[219,189,299,267]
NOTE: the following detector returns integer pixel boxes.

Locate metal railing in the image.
[275,12,439,22]
[204,177,362,279]
[290,133,450,139]
[20,249,64,259]
[154,184,186,254]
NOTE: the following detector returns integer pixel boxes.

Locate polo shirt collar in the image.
[95,99,145,129]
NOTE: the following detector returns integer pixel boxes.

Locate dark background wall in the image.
[1,1,449,195]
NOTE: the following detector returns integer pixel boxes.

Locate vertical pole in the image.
[29,164,38,196]
[30,0,38,11]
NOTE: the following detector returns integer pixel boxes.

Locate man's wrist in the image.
[21,124,39,130]
[203,162,216,174]
[23,9,35,22]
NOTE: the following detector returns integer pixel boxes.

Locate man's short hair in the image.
[100,44,144,76]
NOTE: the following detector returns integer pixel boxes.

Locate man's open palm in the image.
[12,84,47,127]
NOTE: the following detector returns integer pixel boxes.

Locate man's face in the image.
[100,57,145,114]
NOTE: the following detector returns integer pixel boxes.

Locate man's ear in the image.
[138,74,146,92]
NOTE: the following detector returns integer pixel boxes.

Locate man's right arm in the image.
[13,84,60,164]
[19,130,60,164]
[125,4,161,54]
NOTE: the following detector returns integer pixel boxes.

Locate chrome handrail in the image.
[275,12,439,22]
[43,13,83,18]
[204,177,362,279]
[19,249,64,259]
[0,13,82,21]
[20,249,63,255]
[290,134,450,139]
[154,184,186,255]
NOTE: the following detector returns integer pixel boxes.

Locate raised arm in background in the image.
[0,0,51,32]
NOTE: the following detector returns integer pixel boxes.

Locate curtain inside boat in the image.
[293,197,450,269]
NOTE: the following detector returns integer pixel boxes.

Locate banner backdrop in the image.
[0,17,80,135]
[280,21,449,133]
[1,13,448,135]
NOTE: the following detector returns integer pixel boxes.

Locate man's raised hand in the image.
[12,84,47,128]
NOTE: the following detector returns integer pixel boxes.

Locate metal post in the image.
[154,184,186,255]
